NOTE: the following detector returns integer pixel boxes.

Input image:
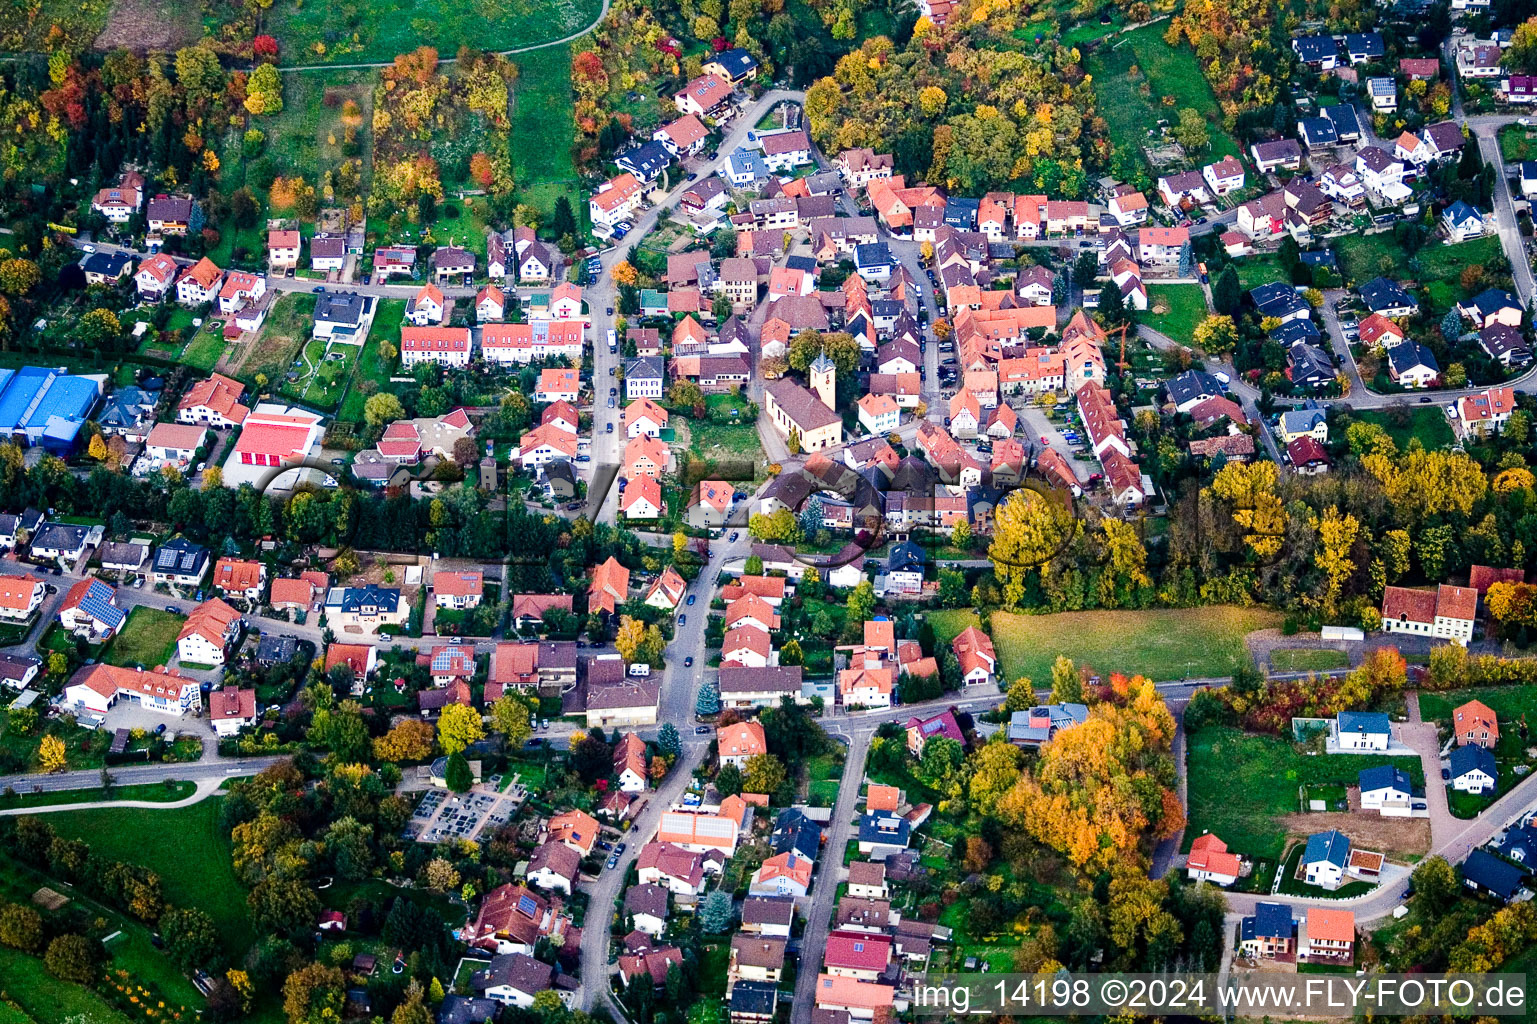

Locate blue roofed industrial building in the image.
[0,366,105,453]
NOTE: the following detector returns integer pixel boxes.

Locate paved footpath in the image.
[0,776,225,816]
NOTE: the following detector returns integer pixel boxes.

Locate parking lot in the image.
[404,778,527,844]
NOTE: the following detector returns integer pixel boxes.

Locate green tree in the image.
[491,694,534,748]
[364,392,406,429]
[1212,264,1241,316]
[444,752,473,792]
[1001,677,1037,712]
[0,903,43,952]
[282,963,346,1024]
[1172,107,1210,153]
[437,704,485,755]
[1049,655,1083,704]
[779,638,804,665]
[657,722,681,760]
[742,752,787,794]
[696,678,720,715]
[44,934,102,984]
[845,580,876,625]
[1412,856,1461,913]
[699,890,734,933]
[393,981,433,1024]
[160,907,221,972]
[715,762,742,795]
[250,877,321,940]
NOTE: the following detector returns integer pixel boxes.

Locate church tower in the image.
[810,348,836,411]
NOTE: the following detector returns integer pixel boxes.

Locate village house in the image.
[1381,584,1477,644]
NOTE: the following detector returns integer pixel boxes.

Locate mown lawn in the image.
[1500,125,1537,163]
[1269,648,1351,672]
[181,323,227,372]
[0,948,132,1024]
[339,299,406,424]
[1087,23,1241,163]
[1421,686,1537,729]
[1186,726,1425,860]
[1357,406,1456,451]
[1334,233,1504,305]
[508,46,583,228]
[47,799,254,956]
[1143,284,1209,344]
[925,606,1282,684]
[104,607,185,669]
[267,0,603,65]
[0,780,194,810]
[1234,256,1289,290]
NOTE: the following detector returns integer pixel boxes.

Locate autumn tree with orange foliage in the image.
[992,675,1180,873]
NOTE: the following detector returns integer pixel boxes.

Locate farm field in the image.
[47,799,255,955]
[104,607,185,669]
[266,0,604,66]
[1143,284,1208,344]
[1186,726,1427,860]
[927,606,1281,683]
[1086,23,1241,165]
[1356,406,1456,451]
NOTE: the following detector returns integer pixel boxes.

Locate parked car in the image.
[684,656,693,667]
[606,854,619,869]
[678,614,686,625]
[606,423,614,433]
[695,726,711,734]
[686,594,696,605]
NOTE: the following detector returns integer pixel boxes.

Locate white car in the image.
[1522,118,1535,127]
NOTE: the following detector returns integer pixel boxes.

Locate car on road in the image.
[1441,767,1451,780]
[609,386,618,395]
[678,614,686,625]
[313,286,326,294]
[684,656,693,667]
[167,606,182,615]
[606,306,615,315]
[606,854,619,869]
[615,843,626,854]
[686,594,696,605]
[609,366,616,376]
[695,726,711,734]
[1420,396,1432,403]
[606,423,614,433]
[607,397,615,408]
[730,532,739,542]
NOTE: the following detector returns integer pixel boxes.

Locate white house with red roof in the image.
[0,576,44,621]
[1453,387,1517,439]
[1186,832,1243,885]
[58,578,125,639]
[175,258,223,306]
[620,476,664,521]
[209,685,258,736]
[178,373,249,428]
[824,931,893,981]
[548,282,583,320]
[222,405,325,488]
[177,598,241,666]
[481,321,584,365]
[951,625,997,686]
[407,283,446,326]
[217,271,265,315]
[144,423,209,469]
[590,172,646,231]
[401,326,471,368]
[517,423,579,469]
[426,642,476,686]
[434,570,484,609]
[477,285,506,323]
[654,114,709,157]
[718,721,767,768]
[64,663,201,717]
[134,253,180,300]
[674,75,733,117]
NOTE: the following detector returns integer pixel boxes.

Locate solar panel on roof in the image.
[517,894,538,916]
